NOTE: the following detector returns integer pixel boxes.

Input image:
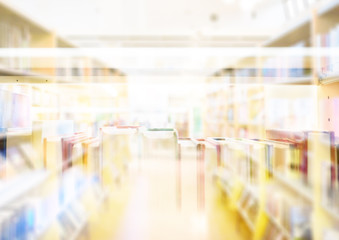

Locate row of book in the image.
[44,132,101,178]
[0,196,44,240]
[222,139,261,186]
[0,21,31,72]
[0,169,96,240]
[0,132,36,179]
[316,23,339,78]
[265,184,312,240]
[265,130,335,190]
[0,119,106,239]
[262,41,311,80]
[0,22,114,77]
[0,88,31,129]
[55,59,115,79]
[211,129,337,240]
[212,129,335,195]
[55,58,86,78]
[0,119,102,180]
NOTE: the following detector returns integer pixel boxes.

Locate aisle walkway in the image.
[107,158,251,240]
[86,146,251,240]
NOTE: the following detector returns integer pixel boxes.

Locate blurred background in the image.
[0,0,339,239]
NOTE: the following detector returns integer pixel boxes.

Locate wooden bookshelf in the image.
[0,0,129,126]
[0,0,126,83]
[262,13,311,47]
[0,2,127,240]
[314,3,339,237]
[207,1,339,240]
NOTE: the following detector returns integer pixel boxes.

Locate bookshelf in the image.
[212,133,333,240]
[0,0,126,82]
[0,1,128,239]
[0,0,128,128]
[314,1,339,238]
[0,0,129,123]
[204,80,265,139]
[205,1,339,240]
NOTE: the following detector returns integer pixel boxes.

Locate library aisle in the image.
[2,0,339,239]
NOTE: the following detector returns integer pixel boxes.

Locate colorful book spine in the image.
[0,134,6,178]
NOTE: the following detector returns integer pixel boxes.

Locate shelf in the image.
[69,219,88,240]
[319,72,339,85]
[214,168,233,196]
[237,121,264,127]
[246,185,259,201]
[263,13,311,47]
[0,170,50,208]
[236,203,255,232]
[262,76,313,85]
[248,94,264,101]
[68,186,108,240]
[57,36,76,48]
[218,162,260,201]
[32,106,59,113]
[35,176,94,239]
[218,179,232,196]
[265,210,291,239]
[0,1,122,84]
[322,203,339,222]
[274,173,313,202]
[0,0,51,34]
[318,0,339,18]
[0,67,48,79]
[225,76,313,85]
[58,179,90,219]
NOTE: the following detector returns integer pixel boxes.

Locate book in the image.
[0,134,6,178]
[265,184,312,239]
[44,136,62,171]
[307,131,334,191]
[317,23,339,78]
[266,130,309,185]
[61,132,89,172]
[0,20,31,71]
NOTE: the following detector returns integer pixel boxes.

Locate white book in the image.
[307,131,332,189]
[335,25,339,73]
[330,28,336,73]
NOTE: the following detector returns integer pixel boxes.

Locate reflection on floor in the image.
[85,157,251,240]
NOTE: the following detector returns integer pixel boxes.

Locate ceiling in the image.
[8,0,289,76]
[11,0,285,39]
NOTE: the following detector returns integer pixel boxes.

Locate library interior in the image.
[0,0,339,239]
